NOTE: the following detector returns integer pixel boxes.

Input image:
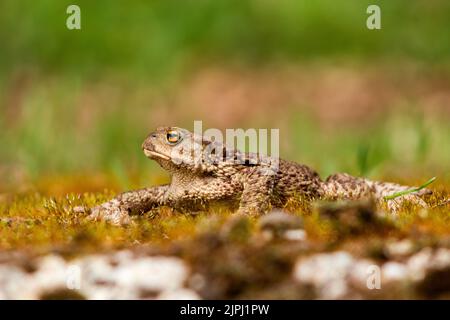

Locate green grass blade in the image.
[384,177,436,201]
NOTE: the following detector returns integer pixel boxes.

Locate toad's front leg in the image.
[89,185,169,224]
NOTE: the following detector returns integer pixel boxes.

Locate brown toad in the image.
[89,126,429,224]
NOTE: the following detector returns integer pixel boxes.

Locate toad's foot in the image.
[88,201,131,225]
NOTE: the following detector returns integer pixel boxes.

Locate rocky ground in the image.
[0,196,449,300]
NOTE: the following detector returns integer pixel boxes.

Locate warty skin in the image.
[89,126,429,224]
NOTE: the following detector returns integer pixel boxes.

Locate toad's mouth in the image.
[143,149,171,161]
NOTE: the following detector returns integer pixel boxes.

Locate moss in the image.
[0,182,449,253]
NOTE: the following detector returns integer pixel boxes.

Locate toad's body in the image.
[90,127,429,224]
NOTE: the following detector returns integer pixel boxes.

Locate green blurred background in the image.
[0,0,449,192]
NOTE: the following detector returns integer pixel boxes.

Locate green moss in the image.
[0,177,448,299]
[0,178,448,257]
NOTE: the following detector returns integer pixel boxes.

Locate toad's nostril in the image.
[142,132,157,149]
[142,140,151,150]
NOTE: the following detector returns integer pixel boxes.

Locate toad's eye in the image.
[166,130,181,144]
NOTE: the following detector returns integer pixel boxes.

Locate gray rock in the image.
[384,240,415,259]
[259,210,304,238]
[0,251,195,300]
[293,251,373,299]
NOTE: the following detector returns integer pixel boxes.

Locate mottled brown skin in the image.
[89,127,429,224]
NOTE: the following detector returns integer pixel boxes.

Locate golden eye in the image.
[166,130,181,144]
